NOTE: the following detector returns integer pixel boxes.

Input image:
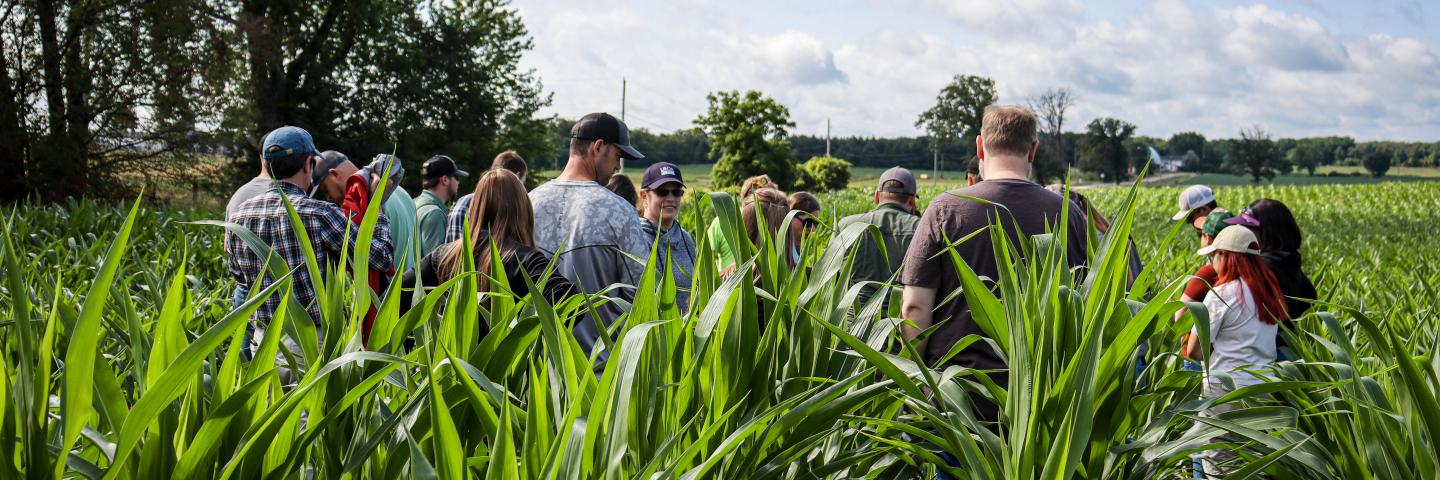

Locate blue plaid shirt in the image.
[445,193,473,244]
[226,181,394,325]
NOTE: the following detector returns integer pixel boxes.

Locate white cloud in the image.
[518,0,1440,141]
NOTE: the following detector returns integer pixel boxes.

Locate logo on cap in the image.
[661,166,676,176]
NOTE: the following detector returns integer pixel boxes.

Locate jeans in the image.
[232,284,255,361]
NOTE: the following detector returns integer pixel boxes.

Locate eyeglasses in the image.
[652,188,684,198]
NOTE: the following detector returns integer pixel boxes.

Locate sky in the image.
[513,0,1440,141]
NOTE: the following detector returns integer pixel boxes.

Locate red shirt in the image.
[343,174,392,345]
[1184,264,1219,300]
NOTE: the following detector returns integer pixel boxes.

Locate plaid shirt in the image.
[227,181,394,325]
[445,193,473,244]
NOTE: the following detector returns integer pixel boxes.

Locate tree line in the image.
[1,0,552,202]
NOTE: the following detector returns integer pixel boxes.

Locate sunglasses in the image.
[651,188,684,198]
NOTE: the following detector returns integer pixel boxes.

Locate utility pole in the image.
[621,77,627,122]
[933,149,938,187]
[825,118,831,157]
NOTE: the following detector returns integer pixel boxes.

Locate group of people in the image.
[224,106,1315,474]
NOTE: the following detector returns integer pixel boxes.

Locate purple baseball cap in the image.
[1223,211,1262,228]
[641,162,685,189]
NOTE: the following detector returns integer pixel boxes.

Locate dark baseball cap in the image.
[308,150,352,198]
[641,162,685,189]
[571,112,644,160]
[877,167,918,196]
[421,155,469,179]
[262,126,319,159]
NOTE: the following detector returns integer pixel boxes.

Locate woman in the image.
[401,169,575,319]
[709,175,773,271]
[720,187,795,277]
[606,173,639,210]
[1182,225,1287,475]
[638,162,698,313]
[788,191,823,239]
[1241,199,1317,320]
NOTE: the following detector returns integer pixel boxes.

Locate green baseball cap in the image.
[1200,209,1235,238]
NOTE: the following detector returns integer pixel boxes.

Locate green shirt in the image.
[413,190,449,258]
[832,201,920,307]
[707,217,736,270]
[384,186,419,271]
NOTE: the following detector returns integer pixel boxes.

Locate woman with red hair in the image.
[1182,224,1287,475]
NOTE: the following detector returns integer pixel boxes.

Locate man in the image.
[342,154,405,343]
[415,155,469,257]
[899,106,1089,421]
[832,167,921,311]
[447,150,526,244]
[638,162,697,313]
[529,112,650,360]
[227,158,271,218]
[966,157,982,186]
[226,126,394,354]
[384,184,419,271]
[1172,184,1218,225]
[310,150,358,205]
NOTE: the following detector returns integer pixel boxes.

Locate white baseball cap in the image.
[1171,185,1216,221]
[1196,225,1262,256]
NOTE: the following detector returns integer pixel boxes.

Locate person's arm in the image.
[366,212,395,272]
[901,285,938,354]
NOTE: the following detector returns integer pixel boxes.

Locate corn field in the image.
[0,180,1437,478]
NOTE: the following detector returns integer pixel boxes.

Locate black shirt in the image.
[400,238,576,316]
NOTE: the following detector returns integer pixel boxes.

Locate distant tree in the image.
[1360,146,1392,178]
[1167,132,1209,171]
[694,90,797,189]
[1028,87,1074,185]
[1288,143,1323,175]
[1226,125,1283,184]
[916,74,996,177]
[795,155,852,192]
[1080,117,1136,184]
[1183,150,1201,171]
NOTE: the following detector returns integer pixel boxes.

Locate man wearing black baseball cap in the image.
[414,155,470,257]
[638,162,697,313]
[530,112,651,366]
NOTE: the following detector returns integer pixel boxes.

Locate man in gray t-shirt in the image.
[227,175,273,218]
[531,112,650,360]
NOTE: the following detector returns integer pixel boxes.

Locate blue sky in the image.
[514,0,1439,141]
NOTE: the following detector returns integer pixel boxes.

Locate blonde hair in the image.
[740,175,773,199]
[980,105,1037,157]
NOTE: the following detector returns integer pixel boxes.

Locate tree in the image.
[1360,146,1392,178]
[1080,117,1135,184]
[1226,125,1283,184]
[795,155,852,192]
[916,74,995,178]
[1167,132,1209,171]
[1028,87,1073,185]
[1288,143,1323,175]
[694,90,797,189]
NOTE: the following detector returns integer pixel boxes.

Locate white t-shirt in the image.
[1195,279,1278,389]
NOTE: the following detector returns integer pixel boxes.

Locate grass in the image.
[1,176,1437,478]
[544,163,971,190]
[1145,166,1440,187]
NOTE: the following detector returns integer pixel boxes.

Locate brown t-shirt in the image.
[900,178,1090,371]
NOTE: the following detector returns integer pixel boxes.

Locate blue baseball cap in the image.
[261,126,319,159]
[641,162,685,189]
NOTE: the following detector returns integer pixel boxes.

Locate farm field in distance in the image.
[1,176,1437,478]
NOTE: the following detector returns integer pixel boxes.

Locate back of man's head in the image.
[493,150,528,177]
[980,105,1037,157]
[877,180,912,203]
[266,146,310,181]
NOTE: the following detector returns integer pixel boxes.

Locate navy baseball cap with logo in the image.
[571,112,645,160]
[421,155,470,179]
[641,162,685,189]
[261,126,319,159]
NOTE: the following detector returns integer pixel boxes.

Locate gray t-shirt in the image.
[529,180,650,356]
[226,176,273,219]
